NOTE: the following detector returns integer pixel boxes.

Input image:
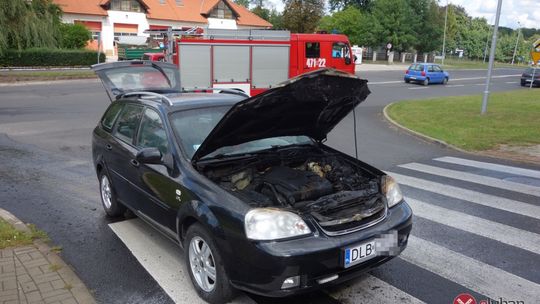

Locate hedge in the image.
[0,48,106,67]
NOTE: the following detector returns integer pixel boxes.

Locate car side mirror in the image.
[345,57,352,65]
[136,147,162,165]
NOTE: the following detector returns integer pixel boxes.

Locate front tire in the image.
[185,224,234,304]
[423,78,430,86]
[99,171,126,217]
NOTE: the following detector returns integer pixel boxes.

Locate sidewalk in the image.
[355,63,409,72]
[0,209,95,304]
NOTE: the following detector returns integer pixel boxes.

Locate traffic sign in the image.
[531,38,540,66]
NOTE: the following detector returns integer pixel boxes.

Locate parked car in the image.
[404,63,449,85]
[520,67,540,87]
[91,61,413,304]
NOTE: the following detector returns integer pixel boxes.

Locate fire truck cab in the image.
[146,29,355,96]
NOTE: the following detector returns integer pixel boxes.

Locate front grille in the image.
[312,198,387,236]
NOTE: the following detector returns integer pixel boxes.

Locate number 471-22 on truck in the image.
[144,29,356,96]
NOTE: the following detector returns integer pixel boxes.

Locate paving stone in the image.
[25,290,42,302]
[21,281,38,292]
[29,251,43,260]
[13,247,35,255]
[18,253,32,263]
[23,259,49,269]
[61,298,78,304]
[50,279,65,290]
[0,292,18,301]
[27,266,43,277]
[1,263,15,273]
[0,288,18,297]
[2,279,17,290]
[43,292,73,304]
[4,300,20,304]
[37,281,54,293]
[40,289,70,300]
[39,264,53,274]
[17,274,32,284]
[33,273,61,284]
[1,249,14,258]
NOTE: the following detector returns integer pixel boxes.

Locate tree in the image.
[251,4,270,21]
[282,0,325,33]
[408,0,444,53]
[233,0,250,7]
[328,0,372,11]
[319,6,380,46]
[60,24,91,49]
[0,0,62,54]
[268,9,285,30]
[370,0,417,52]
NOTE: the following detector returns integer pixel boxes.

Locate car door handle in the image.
[130,159,139,167]
[105,144,112,151]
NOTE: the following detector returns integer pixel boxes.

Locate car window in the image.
[428,65,435,72]
[332,42,348,58]
[113,104,144,144]
[433,65,442,72]
[305,42,320,58]
[409,64,423,71]
[137,108,168,154]
[101,102,123,131]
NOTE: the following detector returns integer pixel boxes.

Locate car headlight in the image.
[245,208,311,240]
[382,175,403,208]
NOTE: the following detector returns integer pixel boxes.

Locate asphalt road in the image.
[1,68,539,304]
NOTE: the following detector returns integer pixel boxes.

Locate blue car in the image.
[404,63,449,85]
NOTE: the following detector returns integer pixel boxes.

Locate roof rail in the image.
[122,91,174,106]
[181,88,250,98]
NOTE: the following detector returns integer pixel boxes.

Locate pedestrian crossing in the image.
[109,156,540,304]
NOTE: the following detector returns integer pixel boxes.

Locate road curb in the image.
[0,208,97,304]
[382,103,540,166]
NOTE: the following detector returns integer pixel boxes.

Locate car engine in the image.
[200,146,387,234]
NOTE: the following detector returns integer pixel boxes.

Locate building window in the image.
[92,32,101,40]
[209,1,234,19]
[176,0,183,6]
[110,0,143,13]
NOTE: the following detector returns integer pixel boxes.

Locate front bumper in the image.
[225,201,413,297]
[521,77,540,86]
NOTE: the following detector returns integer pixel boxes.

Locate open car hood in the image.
[192,69,370,161]
[91,61,181,102]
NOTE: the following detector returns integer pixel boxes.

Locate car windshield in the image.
[169,106,312,159]
[524,68,537,74]
[409,64,424,71]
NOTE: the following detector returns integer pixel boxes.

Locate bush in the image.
[60,23,92,49]
[0,48,106,67]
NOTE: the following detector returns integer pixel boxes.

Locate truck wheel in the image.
[185,223,235,304]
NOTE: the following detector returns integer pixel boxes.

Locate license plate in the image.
[410,76,416,80]
[343,240,376,268]
[525,79,532,82]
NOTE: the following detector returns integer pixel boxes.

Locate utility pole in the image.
[441,0,449,66]
[481,0,503,115]
[483,25,491,63]
[511,22,521,65]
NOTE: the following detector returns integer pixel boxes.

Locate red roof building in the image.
[53,0,272,55]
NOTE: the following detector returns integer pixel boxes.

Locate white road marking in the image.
[408,87,429,90]
[109,219,256,304]
[401,236,540,303]
[369,80,403,85]
[505,81,518,84]
[404,197,540,254]
[398,163,540,197]
[474,83,485,86]
[328,275,425,304]
[387,172,540,220]
[434,156,540,179]
[444,84,465,87]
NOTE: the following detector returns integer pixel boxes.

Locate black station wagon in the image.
[91,61,413,304]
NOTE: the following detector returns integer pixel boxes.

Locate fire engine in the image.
[144,28,355,96]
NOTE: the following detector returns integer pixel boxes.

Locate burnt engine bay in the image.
[200,146,387,233]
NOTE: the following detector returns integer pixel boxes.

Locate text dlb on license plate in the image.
[344,240,376,268]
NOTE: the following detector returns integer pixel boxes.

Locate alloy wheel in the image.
[189,236,217,292]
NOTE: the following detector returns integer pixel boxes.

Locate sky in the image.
[266,0,539,29]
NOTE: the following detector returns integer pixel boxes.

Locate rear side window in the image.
[113,104,144,144]
[305,42,320,58]
[101,103,123,131]
[428,65,435,72]
[433,65,442,72]
[137,108,169,154]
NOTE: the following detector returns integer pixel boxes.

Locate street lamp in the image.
[481,0,503,115]
[511,21,521,65]
[441,0,449,65]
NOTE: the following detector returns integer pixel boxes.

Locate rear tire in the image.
[185,223,235,304]
[99,171,126,217]
[423,78,430,86]
[443,77,448,85]
[404,79,410,83]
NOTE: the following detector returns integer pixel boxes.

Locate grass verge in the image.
[0,70,96,82]
[386,89,540,151]
[435,58,528,70]
[0,219,49,249]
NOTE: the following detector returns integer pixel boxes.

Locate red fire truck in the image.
[144,28,355,96]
